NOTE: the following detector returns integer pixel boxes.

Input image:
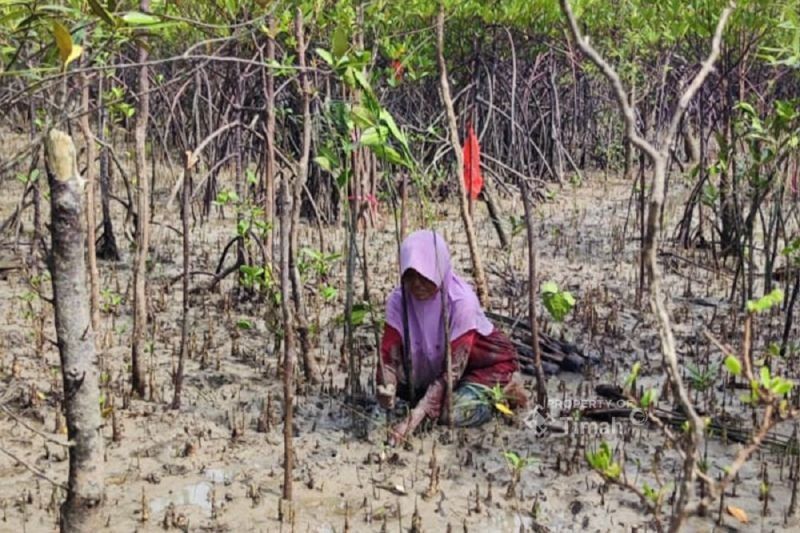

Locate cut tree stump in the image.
[45,128,105,533]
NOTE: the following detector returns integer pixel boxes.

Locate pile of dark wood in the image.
[485,311,597,375]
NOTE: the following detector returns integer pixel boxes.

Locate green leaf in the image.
[605,463,621,480]
[360,126,389,147]
[336,302,371,327]
[373,145,410,168]
[760,366,771,388]
[321,285,337,301]
[541,281,558,294]
[122,11,160,25]
[540,281,575,322]
[736,102,756,116]
[350,104,375,128]
[315,48,334,66]
[336,168,351,189]
[701,183,719,206]
[624,362,641,390]
[331,25,349,58]
[237,319,253,330]
[88,0,115,26]
[314,156,334,173]
[352,69,375,98]
[746,289,784,314]
[772,379,793,397]
[775,100,796,121]
[53,21,82,69]
[724,355,742,376]
[379,109,410,153]
[640,388,657,409]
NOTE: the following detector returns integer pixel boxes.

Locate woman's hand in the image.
[388,406,427,447]
[377,383,396,410]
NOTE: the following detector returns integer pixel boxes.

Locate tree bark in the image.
[548,61,565,183]
[280,13,297,496]
[96,74,120,261]
[172,152,192,409]
[131,0,151,398]
[521,180,547,411]
[264,16,277,265]
[290,9,321,385]
[45,129,105,533]
[280,168,295,502]
[436,5,489,306]
[79,71,100,332]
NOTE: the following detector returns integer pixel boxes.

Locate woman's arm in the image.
[390,331,476,443]
[377,325,403,408]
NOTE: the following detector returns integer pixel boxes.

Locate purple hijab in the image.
[385,230,494,389]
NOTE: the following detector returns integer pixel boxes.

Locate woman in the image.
[377,229,526,444]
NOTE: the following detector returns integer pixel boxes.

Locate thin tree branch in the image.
[559,0,660,163]
[663,4,734,150]
[0,404,74,448]
[0,445,67,490]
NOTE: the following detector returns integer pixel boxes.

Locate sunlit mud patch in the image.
[148,469,228,516]
[203,467,228,484]
[149,481,213,517]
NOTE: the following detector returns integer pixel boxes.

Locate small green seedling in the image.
[541,281,575,322]
[586,441,621,480]
[686,362,720,392]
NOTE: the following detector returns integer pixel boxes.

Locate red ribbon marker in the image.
[462,123,483,200]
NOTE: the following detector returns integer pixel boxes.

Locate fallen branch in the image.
[0,444,67,490]
[0,404,74,448]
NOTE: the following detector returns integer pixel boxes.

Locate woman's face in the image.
[403,269,438,300]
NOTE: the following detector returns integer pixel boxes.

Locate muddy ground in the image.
[1,130,799,532]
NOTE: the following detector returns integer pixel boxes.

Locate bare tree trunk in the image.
[548,61,565,183]
[521,180,547,411]
[480,188,509,249]
[623,83,636,180]
[280,25,296,497]
[79,71,100,332]
[400,172,408,240]
[264,15,277,264]
[719,76,737,255]
[131,0,151,398]
[172,152,192,409]
[27,96,42,256]
[280,176,295,502]
[436,5,489,306]
[683,118,700,165]
[290,10,322,385]
[96,74,120,261]
[20,84,43,253]
[45,129,105,533]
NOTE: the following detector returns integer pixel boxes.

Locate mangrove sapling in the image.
[502,451,535,500]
